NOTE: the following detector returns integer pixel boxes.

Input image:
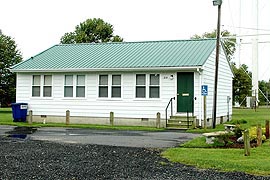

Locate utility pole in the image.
[212,0,222,129]
[252,0,259,106]
[237,0,242,68]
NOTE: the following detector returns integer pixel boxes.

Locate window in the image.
[136,74,146,98]
[99,75,108,97]
[32,75,41,97]
[64,75,73,97]
[112,75,121,98]
[76,75,85,97]
[64,75,86,98]
[43,75,52,97]
[149,74,160,98]
[98,74,122,98]
[135,74,160,98]
[32,75,52,97]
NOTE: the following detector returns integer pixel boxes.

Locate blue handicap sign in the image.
[201,85,208,96]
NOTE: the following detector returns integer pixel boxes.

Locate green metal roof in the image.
[11,39,216,72]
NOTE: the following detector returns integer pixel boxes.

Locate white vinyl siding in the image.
[201,47,233,120]
[17,72,172,119]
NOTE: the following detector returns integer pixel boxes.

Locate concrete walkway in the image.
[0,126,200,148]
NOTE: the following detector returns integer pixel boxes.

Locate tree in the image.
[191,29,236,60]
[0,32,22,106]
[232,63,252,105]
[258,80,270,105]
[60,18,123,44]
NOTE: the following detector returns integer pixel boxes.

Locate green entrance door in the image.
[177,72,194,113]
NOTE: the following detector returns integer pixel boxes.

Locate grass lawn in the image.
[232,107,270,129]
[163,107,270,176]
[162,141,270,176]
[187,107,270,133]
[0,108,14,124]
[0,108,164,131]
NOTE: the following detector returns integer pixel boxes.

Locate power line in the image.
[241,41,270,45]
[223,25,270,32]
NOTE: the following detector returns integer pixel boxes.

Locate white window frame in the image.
[149,74,160,98]
[64,75,74,97]
[76,75,86,97]
[135,73,160,99]
[32,75,53,98]
[64,75,86,98]
[43,75,52,97]
[98,74,122,99]
[32,75,41,97]
[98,75,109,98]
[135,74,146,98]
[111,75,121,98]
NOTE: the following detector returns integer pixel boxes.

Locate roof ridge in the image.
[57,38,216,46]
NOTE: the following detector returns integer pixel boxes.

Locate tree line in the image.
[0,18,268,107]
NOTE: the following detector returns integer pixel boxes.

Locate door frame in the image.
[176,72,194,113]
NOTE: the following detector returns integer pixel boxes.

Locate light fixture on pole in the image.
[213,0,222,6]
[212,0,222,129]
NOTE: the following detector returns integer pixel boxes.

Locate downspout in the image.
[197,68,202,126]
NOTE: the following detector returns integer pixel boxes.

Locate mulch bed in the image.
[218,136,259,149]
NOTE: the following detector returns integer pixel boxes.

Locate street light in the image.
[212,0,222,129]
[213,0,222,6]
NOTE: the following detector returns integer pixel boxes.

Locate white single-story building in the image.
[11,39,233,128]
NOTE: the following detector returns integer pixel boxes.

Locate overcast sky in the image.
[1,0,270,80]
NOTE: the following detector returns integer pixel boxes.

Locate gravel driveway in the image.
[0,126,269,179]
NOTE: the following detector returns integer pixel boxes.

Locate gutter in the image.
[11,66,203,73]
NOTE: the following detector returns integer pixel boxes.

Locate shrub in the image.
[231,119,247,125]
[246,126,266,142]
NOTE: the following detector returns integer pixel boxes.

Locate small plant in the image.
[233,125,243,139]
[215,132,235,147]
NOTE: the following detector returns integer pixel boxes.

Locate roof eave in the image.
[11,66,203,73]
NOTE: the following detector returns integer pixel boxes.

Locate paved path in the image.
[0,126,200,148]
[0,125,14,135]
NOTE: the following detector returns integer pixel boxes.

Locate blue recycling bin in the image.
[11,103,28,122]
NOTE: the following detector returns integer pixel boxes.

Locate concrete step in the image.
[166,116,196,130]
[166,127,188,130]
[170,116,196,120]
[167,120,193,126]
[166,123,194,129]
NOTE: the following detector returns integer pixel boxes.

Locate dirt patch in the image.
[6,126,37,135]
